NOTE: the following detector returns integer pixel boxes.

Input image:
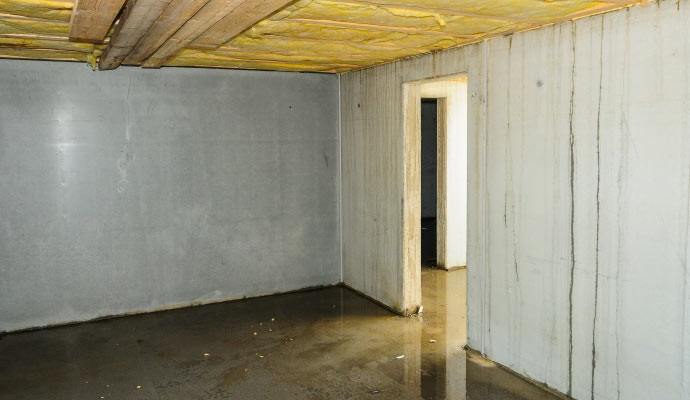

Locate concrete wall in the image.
[0,60,340,332]
[340,1,690,398]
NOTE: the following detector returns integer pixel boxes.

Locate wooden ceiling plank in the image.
[99,0,172,70]
[123,0,209,65]
[68,0,127,43]
[141,0,247,68]
[189,0,293,49]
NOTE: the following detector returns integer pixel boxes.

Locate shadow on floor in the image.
[0,269,561,400]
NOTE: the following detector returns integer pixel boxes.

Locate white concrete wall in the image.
[0,60,341,332]
[340,0,690,398]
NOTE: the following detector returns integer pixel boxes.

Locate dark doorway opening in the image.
[421,98,437,267]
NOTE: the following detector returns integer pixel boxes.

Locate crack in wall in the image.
[567,20,576,398]
[613,11,632,400]
[505,36,520,283]
[591,15,605,400]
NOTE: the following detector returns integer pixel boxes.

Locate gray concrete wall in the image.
[0,60,341,332]
[340,0,690,398]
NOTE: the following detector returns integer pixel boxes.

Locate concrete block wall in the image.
[0,61,341,332]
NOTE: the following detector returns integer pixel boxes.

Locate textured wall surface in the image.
[340,1,690,398]
[0,60,340,332]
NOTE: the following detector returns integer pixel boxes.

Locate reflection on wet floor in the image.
[0,268,560,399]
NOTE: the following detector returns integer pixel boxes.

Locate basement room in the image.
[1,0,689,399]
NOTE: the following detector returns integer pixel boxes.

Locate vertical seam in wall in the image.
[482,40,489,356]
[591,15,605,400]
[338,74,344,283]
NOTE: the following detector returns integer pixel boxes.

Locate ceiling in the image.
[0,0,646,73]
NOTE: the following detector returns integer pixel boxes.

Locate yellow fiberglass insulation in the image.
[228,35,434,60]
[179,47,376,68]
[0,16,69,36]
[0,0,644,72]
[245,20,464,49]
[0,0,74,21]
[275,0,497,31]
[167,54,347,73]
[340,0,610,22]
[0,37,94,52]
[0,47,86,61]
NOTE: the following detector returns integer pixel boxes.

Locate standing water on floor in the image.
[0,268,560,399]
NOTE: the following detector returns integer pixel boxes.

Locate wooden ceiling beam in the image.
[98,0,172,70]
[68,0,126,43]
[123,0,209,65]
[189,0,293,49]
[141,0,246,67]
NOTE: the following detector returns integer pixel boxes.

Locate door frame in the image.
[401,74,467,314]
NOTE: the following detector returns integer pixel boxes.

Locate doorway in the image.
[401,75,468,314]
[421,98,438,267]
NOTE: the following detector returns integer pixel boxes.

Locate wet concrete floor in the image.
[0,268,561,399]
